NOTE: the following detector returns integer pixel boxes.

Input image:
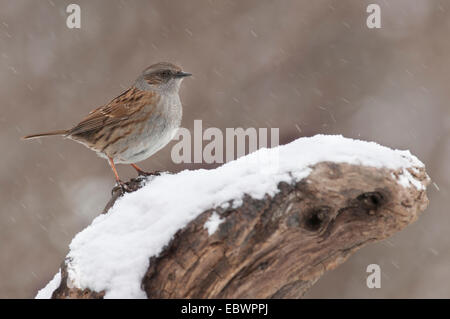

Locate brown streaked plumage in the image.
[23,62,191,189]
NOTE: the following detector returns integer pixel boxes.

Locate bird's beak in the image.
[175,71,192,78]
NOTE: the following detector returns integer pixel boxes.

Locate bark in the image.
[52,161,429,299]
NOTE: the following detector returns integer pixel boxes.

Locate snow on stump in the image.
[36,135,430,299]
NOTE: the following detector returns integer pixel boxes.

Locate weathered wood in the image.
[51,261,105,299]
[52,161,429,299]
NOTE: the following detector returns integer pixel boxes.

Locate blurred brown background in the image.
[0,0,448,298]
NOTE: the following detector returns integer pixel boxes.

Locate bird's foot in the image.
[136,170,162,177]
[111,180,132,195]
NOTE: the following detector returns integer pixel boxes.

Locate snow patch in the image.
[35,270,61,299]
[204,212,224,235]
[36,135,426,299]
[393,169,425,190]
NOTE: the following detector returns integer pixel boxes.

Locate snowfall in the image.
[35,134,425,299]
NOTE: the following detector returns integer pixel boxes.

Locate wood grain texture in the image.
[51,161,429,299]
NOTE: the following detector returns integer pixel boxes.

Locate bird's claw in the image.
[137,170,162,177]
[111,180,132,195]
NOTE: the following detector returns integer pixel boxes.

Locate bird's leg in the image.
[108,157,122,183]
[130,163,161,176]
[108,157,130,193]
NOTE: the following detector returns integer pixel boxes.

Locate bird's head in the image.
[136,62,191,93]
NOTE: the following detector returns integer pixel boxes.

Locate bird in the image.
[23,62,191,190]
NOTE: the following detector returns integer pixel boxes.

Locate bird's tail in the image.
[22,129,68,140]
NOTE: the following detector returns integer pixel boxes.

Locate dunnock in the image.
[23,62,191,188]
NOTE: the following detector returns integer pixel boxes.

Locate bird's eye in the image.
[161,70,171,77]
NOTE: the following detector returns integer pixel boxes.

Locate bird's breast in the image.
[113,93,183,164]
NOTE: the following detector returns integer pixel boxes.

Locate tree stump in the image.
[49,160,429,298]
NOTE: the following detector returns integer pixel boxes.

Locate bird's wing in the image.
[69,87,158,136]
